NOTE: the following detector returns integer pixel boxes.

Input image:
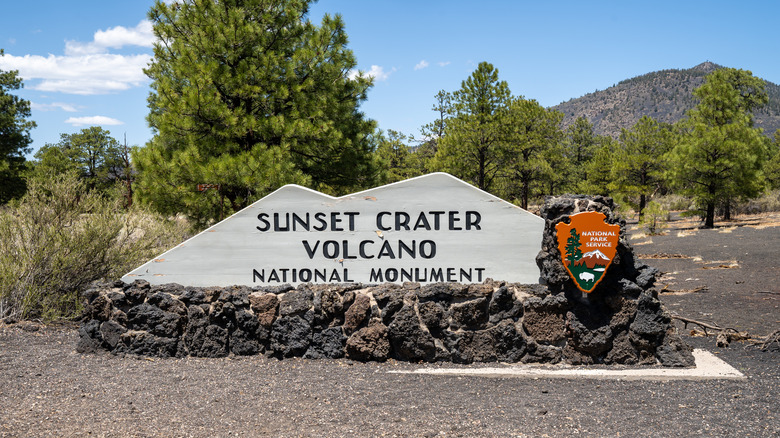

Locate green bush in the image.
[0,172,190,321]
[639,201,668,235]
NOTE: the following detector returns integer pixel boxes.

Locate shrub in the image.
[639,201,668,235]
[656,194,693,211]
[734,189,780,215]
[0,172,190,321]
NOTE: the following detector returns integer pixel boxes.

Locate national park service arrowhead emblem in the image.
[555,211,620,293]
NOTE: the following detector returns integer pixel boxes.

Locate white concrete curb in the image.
[388,349,746,381]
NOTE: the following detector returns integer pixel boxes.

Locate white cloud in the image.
[348,65,392,82]
[438,61,451,67]
[0,53,152,95]
[0,20,154,95]
[31,102,79,112]
[415,60,429,70]
[65,116,124,126]
[65,20,155,56]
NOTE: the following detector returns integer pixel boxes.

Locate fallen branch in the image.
[660,285,708,295]
[716,328,752,348]
[748,329,780,351]
[672,314,780,350]
[671,314,724,335]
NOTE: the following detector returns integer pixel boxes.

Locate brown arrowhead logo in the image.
[555,211,620,293]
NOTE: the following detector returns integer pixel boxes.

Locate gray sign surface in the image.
[123,173,544,286]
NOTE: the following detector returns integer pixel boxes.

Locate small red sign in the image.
[197,183,220,192]
[555,211,620,293]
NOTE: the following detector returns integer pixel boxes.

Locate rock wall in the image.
[78,195,694,366]
[534,194,693,366]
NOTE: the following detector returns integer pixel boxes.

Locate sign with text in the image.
[123,173,544,286]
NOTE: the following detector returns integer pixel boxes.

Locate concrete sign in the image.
[123,173,544,287]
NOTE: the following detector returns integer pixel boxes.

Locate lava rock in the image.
[343,294,371,334]
[270,315,312,358]
[387,305,436,362]
[126,303,185,338]
[249,293,279,328]
[373,285,406,324]
[488,286,522,323]
[230,328,260,356]
[99,320,127,349]
[278,289,313,317]
[305,327,346,359]
[449,297,489,330]
[87,294,113,322]
[346,323,390,362]
[76,320,103,353]
[656,329,695,367]
[118,330,179,358]
[418,301,447,332]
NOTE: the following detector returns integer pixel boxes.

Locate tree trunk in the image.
[521,179,529,210]
[124,179,133,209]
[705,202,715,228]
[477,148,486,190]
[638,193,647,221]
[723,200,732,221]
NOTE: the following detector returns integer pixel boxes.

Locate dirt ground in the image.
[1,213,778,437]
[631,212,780,335]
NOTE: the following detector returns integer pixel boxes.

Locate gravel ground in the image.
[1,215,778,437]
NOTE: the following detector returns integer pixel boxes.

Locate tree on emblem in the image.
[564,228,582,266]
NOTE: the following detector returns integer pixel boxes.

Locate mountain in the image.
[550,62,780,139]
[574,250,610,269]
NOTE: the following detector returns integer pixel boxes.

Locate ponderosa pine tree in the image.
[418,90,452,150]
[373,130,417,184]
[562,116,599,191]
[766,130,780,189]
[0,49,36,204]
[134,0,376,225]
[611,116,674,218]
[578,136,618,197]
[503,97,562,209]
[668,68,769,228]
[431,62,511,191]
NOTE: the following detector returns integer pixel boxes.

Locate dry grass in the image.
[672,211,780,230]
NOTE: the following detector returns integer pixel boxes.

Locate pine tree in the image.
[611,116,674,217]
[134,0,376,226]
[563,116,599,191]
[0,49,36,204]
[503,97,562,209]
[431,62,510,192]
[32,127,125,196]
[766,131,780,189]
[669,68,769,228]
[374,130,418,184]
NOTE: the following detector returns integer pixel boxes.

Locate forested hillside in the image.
[552,62,780,138]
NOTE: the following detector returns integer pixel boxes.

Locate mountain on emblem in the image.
[575,250,610,269]
[555,212,620,293]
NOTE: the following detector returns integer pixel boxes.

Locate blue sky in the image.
[2,0,779,156]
